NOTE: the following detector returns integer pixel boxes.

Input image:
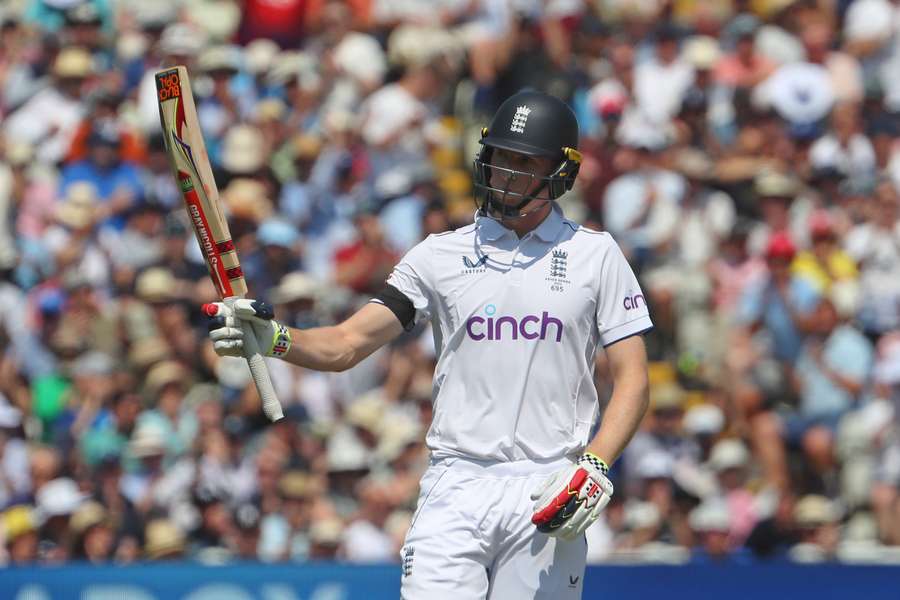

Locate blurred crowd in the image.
[1,0,900,567]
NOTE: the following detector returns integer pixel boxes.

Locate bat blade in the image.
[155,66,245,299]
[155,65,283,422]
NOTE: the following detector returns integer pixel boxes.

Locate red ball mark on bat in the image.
[202,303,219,317]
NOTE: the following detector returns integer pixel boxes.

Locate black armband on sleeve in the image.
[371,284,417,331]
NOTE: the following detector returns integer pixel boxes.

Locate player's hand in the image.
[530,452,613,540]
[204,299,292,358]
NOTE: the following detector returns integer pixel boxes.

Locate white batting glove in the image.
[204,299,292,358]
[530,452,613,540]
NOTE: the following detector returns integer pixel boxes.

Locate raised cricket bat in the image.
[155,65,284,422]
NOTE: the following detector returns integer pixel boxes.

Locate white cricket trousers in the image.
[399,455,588,600]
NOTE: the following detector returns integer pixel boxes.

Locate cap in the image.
[765,232,797,261]
[615,110,673,151]
[271,272,319,304]
[198,45,242,74]
[588,80,628,119]
[36,478,88,518]
[256,98,287,123]
[278,471,317,500]
[133,2,178,30]
[244,38,279,75]
[624,501,662,530]
[754,170,798,198]
[64,3,101,25]
[650,382,685,411]
[794,495,840,527]
[1,505,37,541]
[129,422,167,458]
[70,501,109,535]
[158,23,206,57]
[222,179,273,223]
[88,125,121,148]
[345,394,386,433]
[70,351,115,378]
[135,267,179,303]
[128,337,171,370]
[292,133,322,160]
[144,360,187,395]
[309,517,344,545]
[634,450,674,479]
[326,427,370,472]
[730,14,760,39]
[234,503,261,530]
[387,25,458,70]
[808,209,835,238]
[708,438,750,472]
[683,403,725,436]
[683,36,721,70]
[221,125,267,174]
[144,519,185,559]
[5,140,34,167]
[376,415,422,462]
[53,46,93,78]
[56,182,99,229]
[334,32,386,86]
[257,219,300,249]
[689,499,732,532]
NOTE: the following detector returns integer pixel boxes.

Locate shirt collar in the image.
[476,203,565,243]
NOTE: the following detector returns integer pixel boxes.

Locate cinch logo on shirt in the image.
[623,294,645,310]
[465,304,563,342]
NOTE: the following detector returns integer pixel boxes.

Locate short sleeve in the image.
[596,239,654,347]
[386,235,435,324]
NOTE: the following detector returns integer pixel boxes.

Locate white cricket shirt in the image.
[386,205,653,462]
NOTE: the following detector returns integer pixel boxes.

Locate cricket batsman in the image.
[207,90,652,598]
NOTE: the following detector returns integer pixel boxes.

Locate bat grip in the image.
[224,297,284,422]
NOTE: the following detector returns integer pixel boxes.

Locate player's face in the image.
[489,148,556,208]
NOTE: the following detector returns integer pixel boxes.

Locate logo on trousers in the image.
[465,304,564,342]
[569,575,580,588]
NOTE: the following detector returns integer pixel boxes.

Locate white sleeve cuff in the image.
[600,315,654,347]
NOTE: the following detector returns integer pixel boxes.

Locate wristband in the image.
[270,322,292,357]
[578,452,609,475]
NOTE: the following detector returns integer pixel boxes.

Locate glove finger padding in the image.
[232,298,275,326]
[230,298,292,358]
[530,471,561,502]
[205,302,244,357]
[530,466,581,532]
[531,457,613,538]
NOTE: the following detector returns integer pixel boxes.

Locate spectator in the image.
[4,46,93,164]
[1,505,39,565]
[788,495,842,562]
[634,24,694,125]
[790,210,858,294]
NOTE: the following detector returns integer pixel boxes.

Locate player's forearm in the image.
[585,369,649,466]
[283,324,363,372]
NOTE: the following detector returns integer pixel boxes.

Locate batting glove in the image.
[530,452,613,540]
[205,299,292,358]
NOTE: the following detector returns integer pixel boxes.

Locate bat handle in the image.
[224,297,284,422]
